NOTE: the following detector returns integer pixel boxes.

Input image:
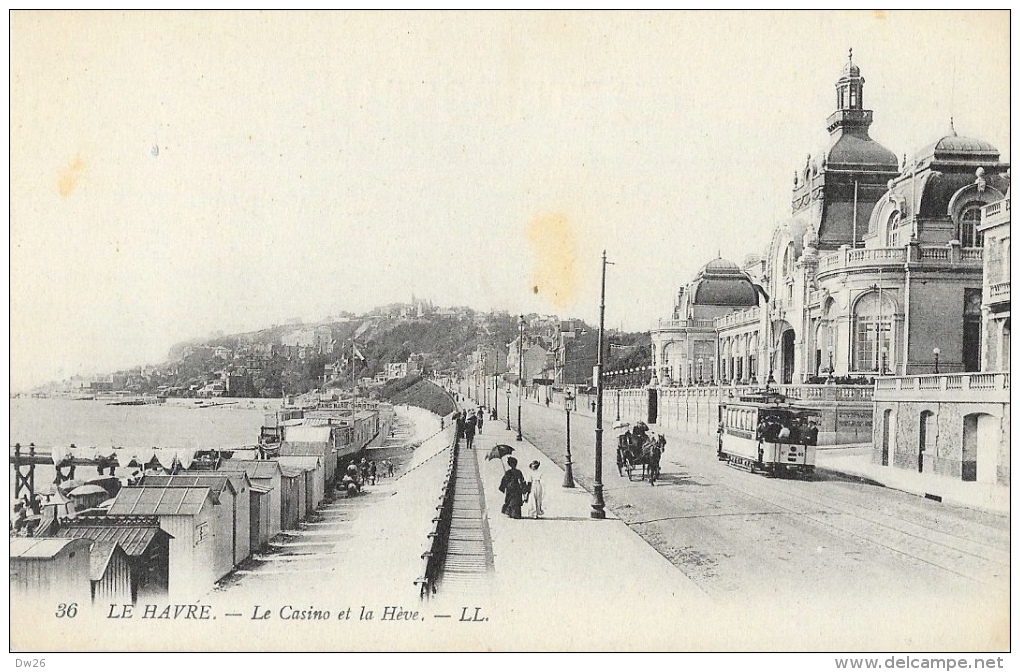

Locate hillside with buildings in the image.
[55,301,652,399]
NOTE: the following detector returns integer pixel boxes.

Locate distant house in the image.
[386,362,409,379]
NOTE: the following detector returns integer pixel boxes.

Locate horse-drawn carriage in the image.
[615,421,667,484]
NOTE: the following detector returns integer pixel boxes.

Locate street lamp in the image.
[516,315,524,441]
[491,369,499,420]
[505,382,512,431]
[933,347,941,374]
[562,391,576,488]
[591,250,613,520]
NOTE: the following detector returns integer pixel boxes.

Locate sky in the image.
[8,11,1011,390]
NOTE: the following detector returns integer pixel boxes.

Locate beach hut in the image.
[55,515,171,601]
[280,425,335,491]
[108,486,221,599]
[86,541,133,604]
[10,538,92,613]
[277,455,322,515]
[143,474,251,570]
[278,465,304,529]
[218,459,284,538]
[247,485,272,551]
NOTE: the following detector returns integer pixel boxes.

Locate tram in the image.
[718,390,821,477]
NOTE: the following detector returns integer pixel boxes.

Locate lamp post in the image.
[591,250,612,520]
[505,382,511,431]
[562,391,576,488]
[933,347,941,374]
[516,315,524,441]
[491,370,499,420]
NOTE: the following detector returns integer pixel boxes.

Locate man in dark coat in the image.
[454,412,464,447]
[498,456,527,519]
[464,413,477,450]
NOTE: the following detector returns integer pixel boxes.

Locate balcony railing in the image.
[875,372,1010,395]
[818,245,983,275]
[716,306,761,329]
[654,317,716,331]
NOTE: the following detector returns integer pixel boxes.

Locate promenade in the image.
[552,394,1010,514]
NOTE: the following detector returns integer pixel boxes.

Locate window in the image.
[959,205,984,248]
[854,292,895,373]
[885,211,900,247]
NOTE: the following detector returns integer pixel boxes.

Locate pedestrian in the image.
[387,460,394,477]
[369,461,377,485]
[464,413,477,450]
[454,412,464,447]
[524,460,544,518]
[498,456,527,519]
[476,407,484,434]
[590,399,596,413]
[803,420,819,446]
[647,435,663,486]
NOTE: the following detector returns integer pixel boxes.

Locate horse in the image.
[617,432,667,483]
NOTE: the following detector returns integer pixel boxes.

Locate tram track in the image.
[699,476,1005,586]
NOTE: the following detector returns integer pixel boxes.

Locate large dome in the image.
[827,132,899,168]
[689,258,759,307]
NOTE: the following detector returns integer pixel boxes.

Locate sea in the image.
[9,397,281,506]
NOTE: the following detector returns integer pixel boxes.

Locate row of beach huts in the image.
[11,403,392,608]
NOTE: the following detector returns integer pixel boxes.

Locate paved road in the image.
[500,392,1009,607]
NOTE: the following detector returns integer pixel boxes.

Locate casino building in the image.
[650,52,1010,485]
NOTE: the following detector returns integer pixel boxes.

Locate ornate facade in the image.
[652,53,1009,390]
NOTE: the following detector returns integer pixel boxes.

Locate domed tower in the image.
[791,50,900,250]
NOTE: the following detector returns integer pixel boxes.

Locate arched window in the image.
[782,244,794,278]
[853,292,896,373]
[885,210,900,247]
[959,204,984,248]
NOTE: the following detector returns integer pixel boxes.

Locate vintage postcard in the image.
[8,10,1011,657]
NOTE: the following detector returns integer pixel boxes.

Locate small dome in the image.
[689,258,759,307]
[915,127,1000,164]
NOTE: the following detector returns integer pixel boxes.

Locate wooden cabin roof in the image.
[55,516,170,556]
[109,487,215,516]
[10,537,90,559]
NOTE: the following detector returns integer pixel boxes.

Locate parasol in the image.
[67,484,108,498]
[56,479,85,494]
[485,445,515,461]
[612,421,631,436]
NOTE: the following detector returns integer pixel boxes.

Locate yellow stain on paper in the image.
[57,155,87,197]
[526,213,578,309]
